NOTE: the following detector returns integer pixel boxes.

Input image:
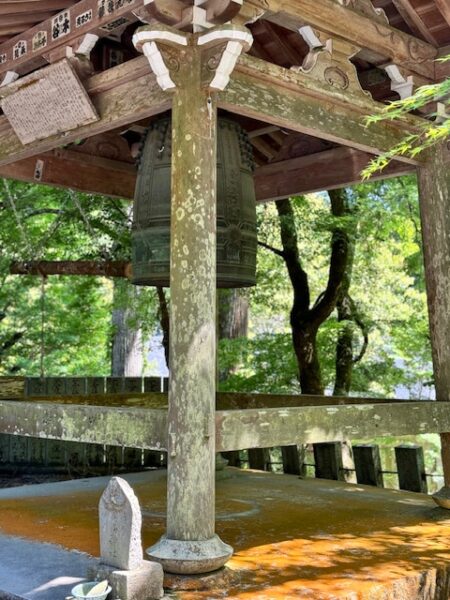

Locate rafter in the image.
[391,0,439,46]
[435,0,450,30]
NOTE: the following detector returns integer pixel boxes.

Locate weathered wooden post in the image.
[133,22,253,574]
[417,142,450,504]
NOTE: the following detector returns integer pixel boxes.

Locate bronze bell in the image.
[131,116,257,288]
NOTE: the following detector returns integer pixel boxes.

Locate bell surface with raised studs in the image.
[132,116,257,288]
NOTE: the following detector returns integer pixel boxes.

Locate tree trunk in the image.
[111,278,143,377]
[275,192,351,396]
[218,289,249,340]
[218,288,249,466]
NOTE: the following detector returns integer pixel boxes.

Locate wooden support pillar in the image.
[417,143,450,500]
[134,22,252,574]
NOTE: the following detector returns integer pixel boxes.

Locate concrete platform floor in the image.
[0,469,448,599]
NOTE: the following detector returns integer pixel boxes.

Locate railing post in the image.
[313,442,346,481]
[353,444,384,487]
[395,445,428,493]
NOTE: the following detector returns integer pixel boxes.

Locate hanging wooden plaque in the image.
[0,59,99,145]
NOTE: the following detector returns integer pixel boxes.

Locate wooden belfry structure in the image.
[1,0,450,576]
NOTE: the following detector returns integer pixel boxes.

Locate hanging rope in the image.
[39,274,47,379]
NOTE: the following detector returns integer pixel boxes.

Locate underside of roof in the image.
[1,0,450,49]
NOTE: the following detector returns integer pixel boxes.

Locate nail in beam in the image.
[133,24,252,574]
[417,142,450,491]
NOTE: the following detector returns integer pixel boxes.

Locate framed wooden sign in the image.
[0,59,99,145]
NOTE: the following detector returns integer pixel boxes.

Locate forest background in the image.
[0,174,441,489]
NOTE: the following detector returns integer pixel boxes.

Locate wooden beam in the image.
[221,55,424,164]
[254,147,415,202]
[10,260,130,278]
[238,0,437,79]
[0,56,170,167]
[215,401,450,452]
[0,145,414,201]
[0,53,427,169]
[0,400,168,450]
[0,149,136,198]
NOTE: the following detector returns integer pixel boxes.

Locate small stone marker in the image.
[94,476,164,600]
[99,477,143,571]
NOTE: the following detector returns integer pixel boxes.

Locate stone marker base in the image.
[146,534,233,575]
[88,560,164,600]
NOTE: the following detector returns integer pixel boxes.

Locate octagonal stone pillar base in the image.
[146,534,233,574]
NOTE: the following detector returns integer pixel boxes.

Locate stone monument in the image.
[89,476,164,600]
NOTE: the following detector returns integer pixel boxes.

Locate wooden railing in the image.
[0,377,445,491]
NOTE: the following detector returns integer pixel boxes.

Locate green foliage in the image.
[219,176,433,398]
[0,179,160,376]
[363,56,450,178]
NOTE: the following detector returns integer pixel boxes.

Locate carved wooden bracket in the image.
[336,0,388,25]
[293,26,370,99]
[133,23,252,91]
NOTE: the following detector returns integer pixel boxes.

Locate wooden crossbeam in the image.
[254,147,414,201]
[0,145,415,202]
[0,56,169,167]
[0,54,427,169]
[0,396,446,452]
[10,260,131,277]
[0,149,136,198]
[215,401,450,451]
[0,400,168,449]
[221,55,424,163]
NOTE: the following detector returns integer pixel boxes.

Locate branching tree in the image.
[261,189,357,394]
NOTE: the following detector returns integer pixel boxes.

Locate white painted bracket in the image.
[298,25,331,73]
[436,102,450,124]
[384,64,415,100]
[75,33,99,58]
[133,28,189,91]
[0,71,19,88]
[198,26,253,90]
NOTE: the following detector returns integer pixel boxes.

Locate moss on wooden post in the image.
[418,143,450,489]
[132,24,254,573]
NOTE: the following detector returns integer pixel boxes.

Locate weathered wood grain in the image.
[238,0,437,79]
[418,143,450,485]
[215,402,450,452]
[221,55,424,163]
[0,401,168,450]
[0,377,25,399]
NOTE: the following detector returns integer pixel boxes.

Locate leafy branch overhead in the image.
[363,56,450,179]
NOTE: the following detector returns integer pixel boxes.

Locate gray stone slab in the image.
[0,534,99,600]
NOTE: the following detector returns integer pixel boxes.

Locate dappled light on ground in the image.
[0,469,448,598]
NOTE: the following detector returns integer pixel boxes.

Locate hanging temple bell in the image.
[131,116,257,288]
